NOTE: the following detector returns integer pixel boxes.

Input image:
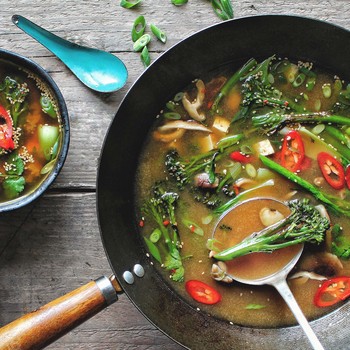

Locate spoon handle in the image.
[274,279,325,350]
[12,15,77,62]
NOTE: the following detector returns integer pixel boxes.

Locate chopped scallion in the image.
[164,112,181,120]
[133,34,151,52]
[322,84,332,98]
[171,0,188,5]
[210,0,234,20]
[120,0,142,8]
[132,16,146,42]
[150,24,167,43]
[140,45,151,67]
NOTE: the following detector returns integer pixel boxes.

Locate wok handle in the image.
[0,275,121,350]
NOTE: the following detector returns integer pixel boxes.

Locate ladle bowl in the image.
[213,197,324,350]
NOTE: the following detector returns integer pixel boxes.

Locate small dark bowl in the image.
[0,49,69,212]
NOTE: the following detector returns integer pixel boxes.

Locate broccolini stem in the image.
[211,58,257,112]
[213,198,328,261]
[213,179,275,215]
[260,155,350,217]
[252,112,350,134]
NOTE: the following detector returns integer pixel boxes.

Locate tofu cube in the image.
[253,139,275,156]
[212,116,230,134]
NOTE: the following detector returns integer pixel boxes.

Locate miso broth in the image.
[136,56,350,327]
[0,59,63,203]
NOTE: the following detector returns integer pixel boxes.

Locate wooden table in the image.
[0,1,349,349]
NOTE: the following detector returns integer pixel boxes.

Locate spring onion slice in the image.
[120,0,142,8]
[150,24,167,43]
[171,0,188,5]
[133,34,151,52]
[132,16,146,42]
[210,0,234,21]
[141,46,151,67]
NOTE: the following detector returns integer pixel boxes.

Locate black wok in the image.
[1,15,350,350]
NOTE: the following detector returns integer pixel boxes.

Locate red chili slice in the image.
[317,152,345,190]
[314,276,350,307]
[229,151,253,163]
[0,105,14,150]
[185,280,221,305]
[280,130,305,172]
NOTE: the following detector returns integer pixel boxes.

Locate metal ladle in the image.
[12,15,128,93]
[213,198,324,350]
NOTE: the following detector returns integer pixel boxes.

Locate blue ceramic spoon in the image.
[12,15,128,93]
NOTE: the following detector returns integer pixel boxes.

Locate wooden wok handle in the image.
[0,275,121,350]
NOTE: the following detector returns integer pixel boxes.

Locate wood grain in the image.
[0,1,350,349]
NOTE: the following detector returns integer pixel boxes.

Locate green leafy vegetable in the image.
[142,183,184,281]
[38,125,60,160]
[213,199,329,261]
[331,224,350,259]
[3,176,25,199]
[0,76,29,127]
[0,154,26,199]
[165,133,244,189]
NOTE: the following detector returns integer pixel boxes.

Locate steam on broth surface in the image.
[136,56,350,327]
[0,59,62,202]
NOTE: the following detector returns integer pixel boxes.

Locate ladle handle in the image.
[274,280,324,350]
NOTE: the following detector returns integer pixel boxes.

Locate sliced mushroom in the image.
[259,207,285,227]
[288,271,327,285]
[182,79,206,122]
[298,252,343,277]
[194,172,219,189]
[211,262,233,283]
[153,120,211,143]
[157,120,211,133]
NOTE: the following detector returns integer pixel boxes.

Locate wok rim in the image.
[97,14,350,350]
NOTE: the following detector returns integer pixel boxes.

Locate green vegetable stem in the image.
[252,111,350,135]
[213,199,329,261]
[211,58,257,113]
[260,155,350,217]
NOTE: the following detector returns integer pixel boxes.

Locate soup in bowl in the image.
[0,49,69,212]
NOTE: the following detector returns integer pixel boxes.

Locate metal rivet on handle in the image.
[123,271,134,284]
[133,264,145,278]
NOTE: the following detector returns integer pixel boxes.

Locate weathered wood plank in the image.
[0,0,350,349]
